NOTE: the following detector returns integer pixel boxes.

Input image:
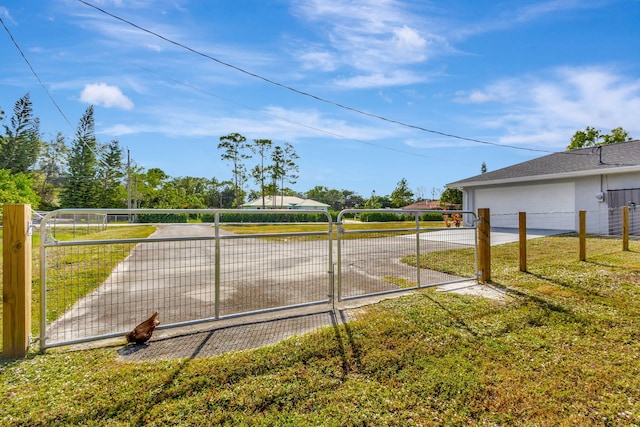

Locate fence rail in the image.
[490,207,640,237]
[336,209,478,301]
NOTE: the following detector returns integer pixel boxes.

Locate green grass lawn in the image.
[1,229,639,425]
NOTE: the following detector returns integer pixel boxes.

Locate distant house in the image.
[446,140,640,234]
[401,200,461,211]
[402,200,440,210]
[242,196,330,211]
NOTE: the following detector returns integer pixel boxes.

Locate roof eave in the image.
[447,165,640,189]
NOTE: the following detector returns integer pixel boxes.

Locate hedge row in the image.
[359,212,444,222]
[200,212,336,223]
[136,213,189,223]
[134,210,444,224]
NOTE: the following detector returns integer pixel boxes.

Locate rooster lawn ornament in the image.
[126,311,160,344]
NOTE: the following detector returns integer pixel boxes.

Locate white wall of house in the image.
[461,171,640,234]
[469,181,575,230]
[605,171,640,191]
[576,171,640,234]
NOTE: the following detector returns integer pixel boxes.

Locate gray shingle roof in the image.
[447,140,640,188]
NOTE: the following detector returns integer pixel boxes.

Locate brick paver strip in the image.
[117,309,357,361]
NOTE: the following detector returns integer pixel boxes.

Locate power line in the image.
[77,0,554,155]
[1,16,73,129]
[130,62,447,160]
[0,16,128,171]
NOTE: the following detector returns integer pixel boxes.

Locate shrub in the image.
[136,213,189,223]
[200,211,331,223]
[420,212,444,221]
[359,212,407,222]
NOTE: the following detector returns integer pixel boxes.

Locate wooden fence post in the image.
[579,210,586,261]
[519,212,527,272]
[477,208,491,283]
[2,204,32,358]
[622,206,629,252]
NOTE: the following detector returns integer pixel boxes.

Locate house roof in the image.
[447,140,640,188]
[402,200,441,210]
[242,196,330,208]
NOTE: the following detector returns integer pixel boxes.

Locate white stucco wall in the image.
[473,182,575,230]
[459,170,640,235]
[577,171,640,233]
[605,171,640,191]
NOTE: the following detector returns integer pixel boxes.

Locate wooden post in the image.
[2,204,32,358]
[579,210,586,261]
[622,206,629,252]
[477,208,491,283]
[519,212,527,272]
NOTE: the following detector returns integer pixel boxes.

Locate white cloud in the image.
[80,83,134,110]
[291,0,442,86]
[456,66,640,148]
[513,0,609,23]
[454,80,520,104]
[0,6,12,21]
[101,124,136,136]
[452,0,616,40]
[299,50,337,72]
[391,26,427,60]
[334,70,427,89]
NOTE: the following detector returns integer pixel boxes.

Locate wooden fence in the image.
[517,207,631,272]
[2,204,32,358]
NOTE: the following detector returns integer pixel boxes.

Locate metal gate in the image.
[38,208,478,350]
[608,189,640,236]
[39,208,333,349]
[336,209,478,301]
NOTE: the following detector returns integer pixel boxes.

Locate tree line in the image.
[0,93,462,212]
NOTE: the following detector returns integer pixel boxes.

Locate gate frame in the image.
[38,208,334,350]
[36,207,479,351]
[336,209,479,302]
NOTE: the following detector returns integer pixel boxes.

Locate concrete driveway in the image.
[415,227,571,246]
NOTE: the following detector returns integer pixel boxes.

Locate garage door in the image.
[476,182,575,230]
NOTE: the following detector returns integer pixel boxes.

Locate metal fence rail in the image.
[336,210,478,301]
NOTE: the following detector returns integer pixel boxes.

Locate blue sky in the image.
[1,0,639,199]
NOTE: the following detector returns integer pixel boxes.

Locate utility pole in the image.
[133,175,138,209]
[127,149,131,222]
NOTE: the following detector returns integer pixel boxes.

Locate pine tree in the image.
[250,139,273,208]
[390,178,414,208]
[61,106,100,208]
[99,139,125,208]
[218,133,252,208]
[35,132,68,209]
[0,93,42,173]
[269,142,299,207]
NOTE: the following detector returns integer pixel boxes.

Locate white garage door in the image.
[476,182,575,230]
